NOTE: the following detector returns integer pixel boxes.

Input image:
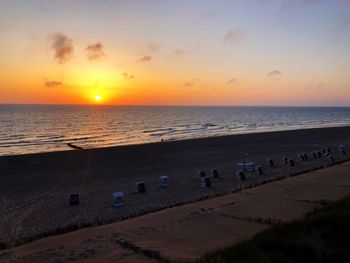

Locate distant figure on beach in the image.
[67,143,84,150]
[161,138,164,143]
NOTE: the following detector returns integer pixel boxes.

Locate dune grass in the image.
[194,196,350,263]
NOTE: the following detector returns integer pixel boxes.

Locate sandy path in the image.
[2,161,350,262]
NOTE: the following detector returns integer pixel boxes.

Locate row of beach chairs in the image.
[69,145,347,207]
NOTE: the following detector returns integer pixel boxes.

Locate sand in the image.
[0,127,350,252]
[1,161,350,262]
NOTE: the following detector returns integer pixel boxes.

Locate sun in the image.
[95,95,102,102]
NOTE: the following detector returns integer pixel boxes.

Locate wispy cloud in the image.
[174,48,188,56]
[267,70,282,77]
[48,33,74,64]
[303,82,323,90]
[174,43,201,57]
[122,72,135,79]
[147,43,160,52]
[44,80,63,88]
[184,78,201,87]
[85,42,106,60]
[223,29,244,45]
[138,55,152,62]
[226,78,238,85]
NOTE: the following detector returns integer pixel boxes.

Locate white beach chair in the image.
[237,162,245,171]
[160,176,169,187]
[112,191,125,207]
[245,162,255,172]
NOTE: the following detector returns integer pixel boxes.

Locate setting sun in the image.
[95,95,102,102]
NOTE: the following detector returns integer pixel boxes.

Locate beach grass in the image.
[194,196,350,263]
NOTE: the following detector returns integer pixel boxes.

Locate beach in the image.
[1,157,350,262]
[1,126,350,252]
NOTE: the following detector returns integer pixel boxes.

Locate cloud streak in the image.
[184,78,201,87]
[267,70,282,77]
[138,55,152,62]
[223,29,244,45]
[174,48,188,56]
[147,43,160,52]
[48,33,74,64]
[303,82,323,90]
[226,78,238,85]
[122,72,135,79]
[85,42,106,60]
[44,80,63,88]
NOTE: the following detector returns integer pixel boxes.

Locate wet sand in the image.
[0,126,350,250]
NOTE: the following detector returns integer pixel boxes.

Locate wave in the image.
[143,128,174,133]
[1,105,350,155]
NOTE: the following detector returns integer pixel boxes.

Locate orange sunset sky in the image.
[0,0,349,106]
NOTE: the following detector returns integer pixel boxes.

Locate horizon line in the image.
[0,103,350,108]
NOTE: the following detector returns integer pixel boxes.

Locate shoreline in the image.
[1,125,350,159]
[1,126,350,249]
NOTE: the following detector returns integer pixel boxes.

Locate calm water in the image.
[1,105,350,156]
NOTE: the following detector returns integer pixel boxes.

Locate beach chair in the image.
[339,145,346,155]
[245,162,255,172]
[255,166,263,175]
[160,176,169,187]
[240,171,246,181]
[267,159,274,167]
[237,162,245,171]
[198,171,206,178]
[236,170,245,181]
[69,193,80,206]
[289,159,295,167]
[136,181,146,193]
[112,192,125,207]
[201,176,212,188]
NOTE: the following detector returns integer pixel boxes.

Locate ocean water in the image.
[1,105,350,156]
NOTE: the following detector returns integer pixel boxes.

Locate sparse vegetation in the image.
[194,196,350,263]
[116,238,171,262]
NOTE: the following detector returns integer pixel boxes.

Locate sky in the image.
[0,0,349,106]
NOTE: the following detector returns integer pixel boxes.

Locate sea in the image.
[1,105,350,156]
